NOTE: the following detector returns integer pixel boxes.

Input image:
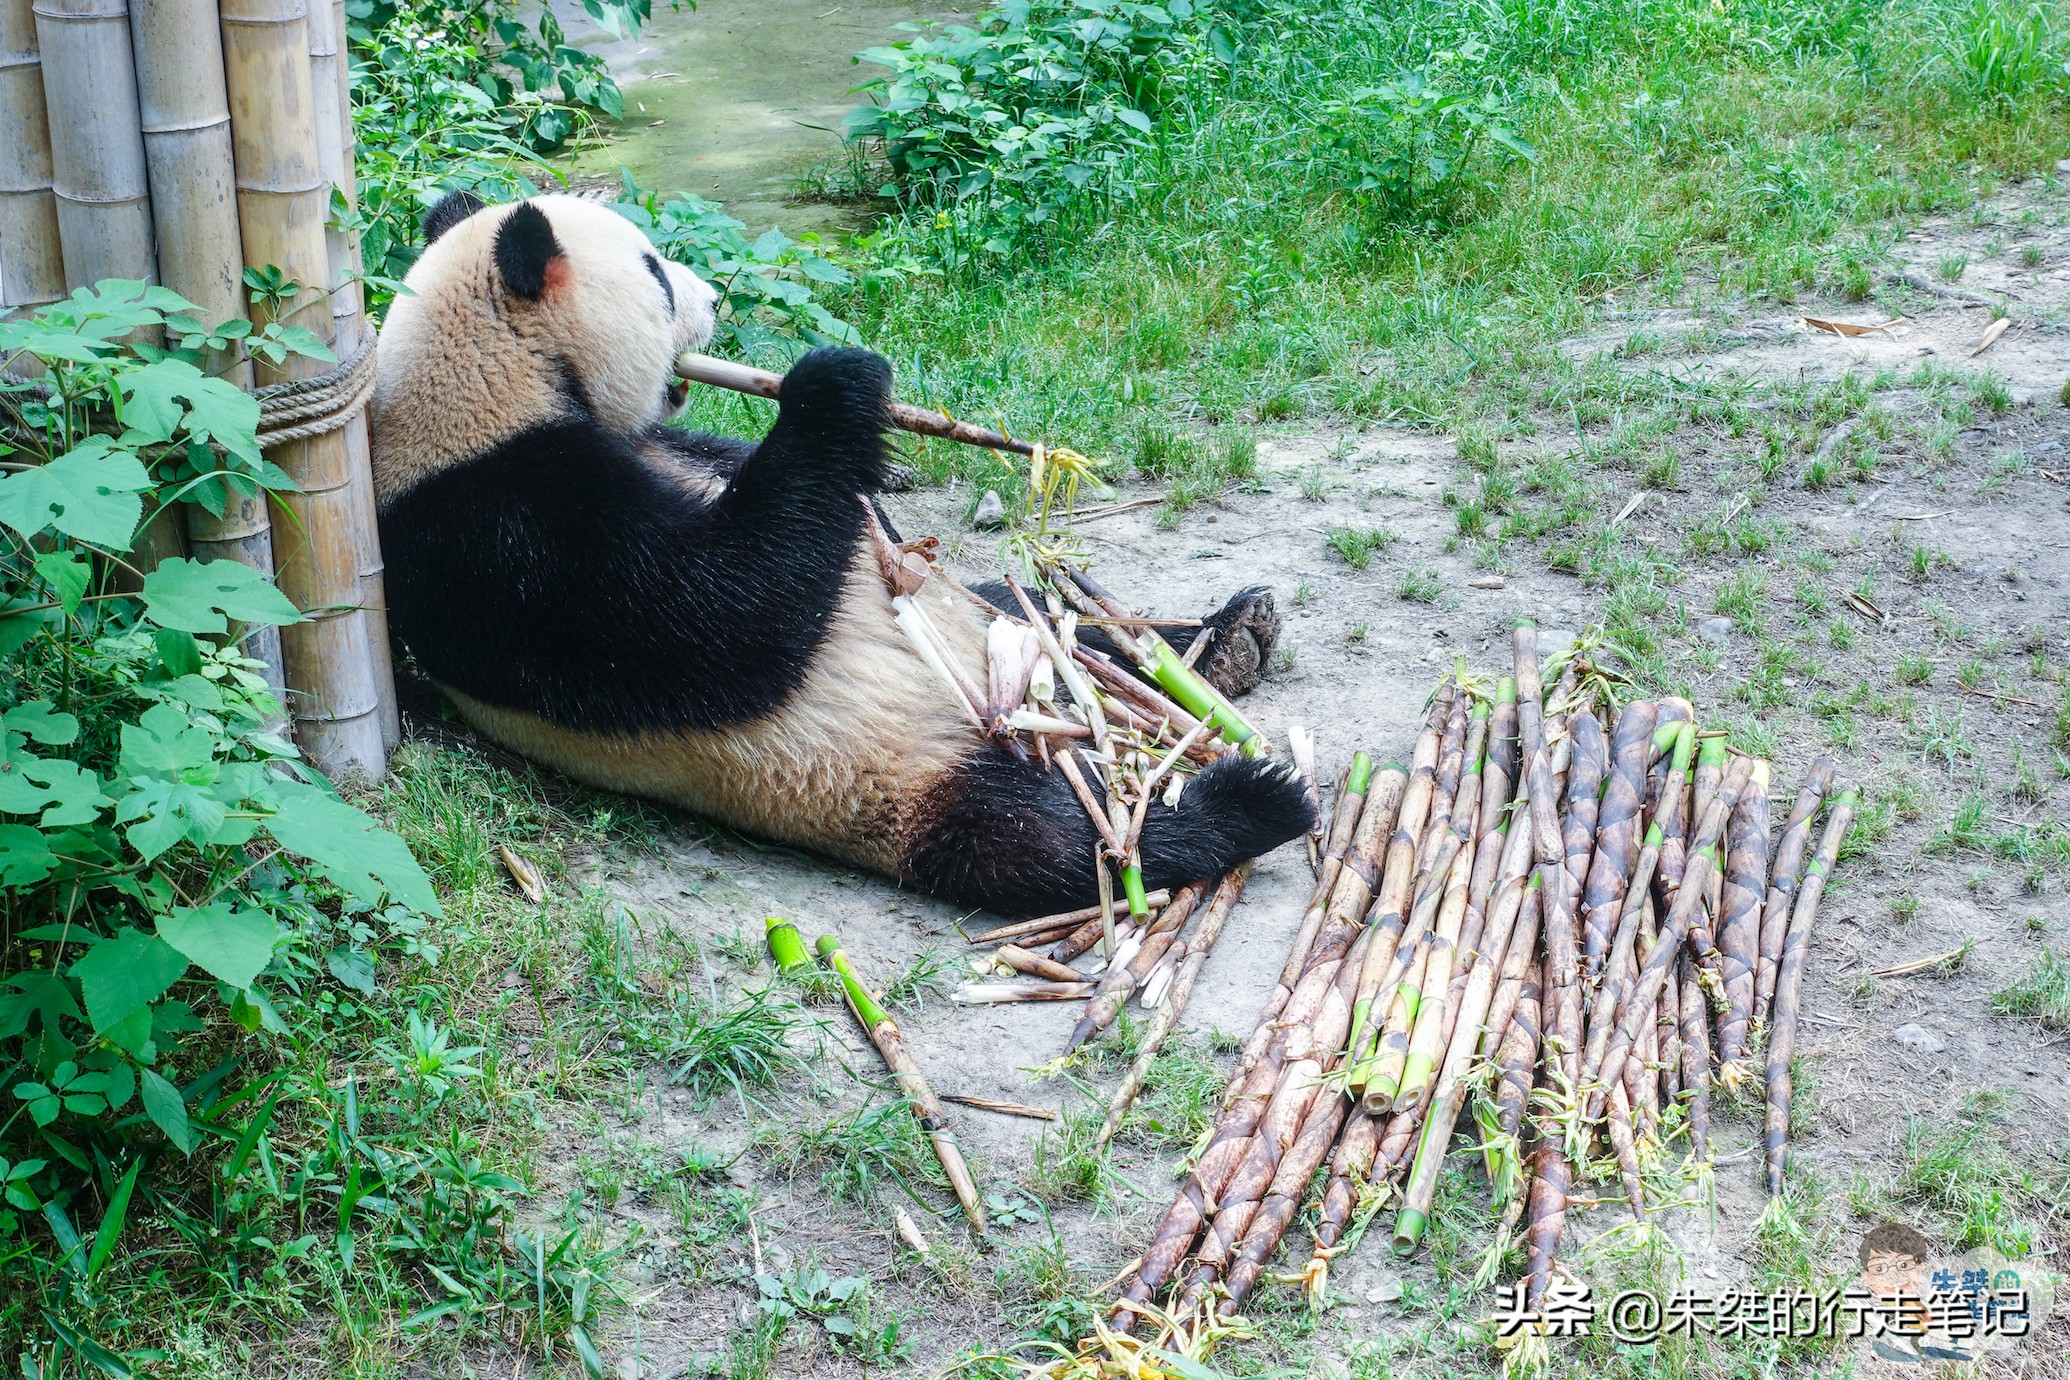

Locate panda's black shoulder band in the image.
[422,189,487,246]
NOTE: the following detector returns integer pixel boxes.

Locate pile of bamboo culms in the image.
[1103,623,1857,1340]
[0,0,394,778]
[869,531,1288,1103]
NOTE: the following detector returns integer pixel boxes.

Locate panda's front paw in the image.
[779,347,893,435]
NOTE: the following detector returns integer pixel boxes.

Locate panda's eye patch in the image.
[643,254,676,316]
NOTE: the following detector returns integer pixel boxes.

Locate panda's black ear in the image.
[494,202,562,300]
[422,189,487,246]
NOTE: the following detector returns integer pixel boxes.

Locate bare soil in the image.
[537,186,2069,1378]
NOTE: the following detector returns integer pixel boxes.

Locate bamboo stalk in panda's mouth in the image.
[673,351,1039,457]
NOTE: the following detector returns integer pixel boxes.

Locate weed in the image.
[1397,567,1445,603]
[763,1099,935,1204]
[667,987,812,1109]
[1992,949,2070,1029]
[1327,525,1399,570]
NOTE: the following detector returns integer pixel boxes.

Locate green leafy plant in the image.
[0,281,444,1353]
[612,179,861,359]
[845,0,1228,260]
[1313,44,1536,218]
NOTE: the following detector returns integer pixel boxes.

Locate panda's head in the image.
[372,192,719,493]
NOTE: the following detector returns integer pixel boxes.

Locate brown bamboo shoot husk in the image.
[1676,950,1712,1163]
[1338,698,1450,1079]
[969,890,1169,947]
[1605,1081,1647,1221]
[1482,948,1541,1198]
[1218,1086,1350,1315]
[0,0,67,316]
[1580,700,1658,979]
[219,0,385,777]
[993,944,1085,984]
[1519,1136,1570,1310]
[1586,754,1757,1121]
[1754,757,1836,1028]
[1714,760,1773,1079]
[1272,756,1375,994]
[1065,882,1203,1051]
[1766,785,1856,1197]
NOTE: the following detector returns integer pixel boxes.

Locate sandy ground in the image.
[506,186,2070,1378]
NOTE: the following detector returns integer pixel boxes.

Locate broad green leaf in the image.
[265,784,442,916]
[327,946,376,994]
[0,748,111,827]
[0,972,81,1040]
[154,629,204,678]
[0,437,151,548]
[118,358,263,463]
[156,904,279,990]
[4,701,80,746]
[71,930,188,1035]
[140,557,303,634]
[139,1069,195,1155]
[0,824,57,886]
[32,550,90,614]
[116,777,230,862]
[118,703,219,779]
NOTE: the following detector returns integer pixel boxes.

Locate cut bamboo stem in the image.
[1766,784,1857,1198]
[967,891,1167,948]
[675,350,1040,457]
[1754,757,1836,1028]
[1581,700,1658,979]
[34,0,158,289]
[994,944,1085,985]
[219,0,385,778]
[817,935,986,1234]
[125,0,287,686]
[1094,864,1247,1153]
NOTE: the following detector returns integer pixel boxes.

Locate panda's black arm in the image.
[381,347,891,736]
[647,425,753,481]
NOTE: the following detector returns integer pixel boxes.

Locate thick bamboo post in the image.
[309,0,397,746]
[0,0,67,323]
[127,0,284,686]
[34,0,187,568]
[31,0,157,288]
[219,0,385,778]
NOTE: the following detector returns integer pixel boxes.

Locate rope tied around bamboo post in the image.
[2,335,376,451]
[250,334,375,448]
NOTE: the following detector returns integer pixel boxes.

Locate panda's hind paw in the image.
[1194,585,1282,698]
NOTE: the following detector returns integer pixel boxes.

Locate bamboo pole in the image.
[817,935,987,1234]
[676,349,1040,457]
[125,0,285,684]
[219,0,385,778]
[32,0,157,288]
[1765,784,1857,1198]
[309,0,396,748]
[34,0,187,568]
[0,0,66,321]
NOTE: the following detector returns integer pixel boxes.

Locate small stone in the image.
[972,490,1007,529]
[1537,627,1576,663]
[1468,575,1505,590]
[1697,616,1736,645]
[1365,1278,1404,1303]
[2057,158,2070,173]
[1893,1023,1945,1054]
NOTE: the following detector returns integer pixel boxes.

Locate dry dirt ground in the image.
[500,187,2070,1378]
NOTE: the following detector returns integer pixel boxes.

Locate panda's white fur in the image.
[371,193,1311,915]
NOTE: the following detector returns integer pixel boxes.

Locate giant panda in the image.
[370,192,1313,916]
